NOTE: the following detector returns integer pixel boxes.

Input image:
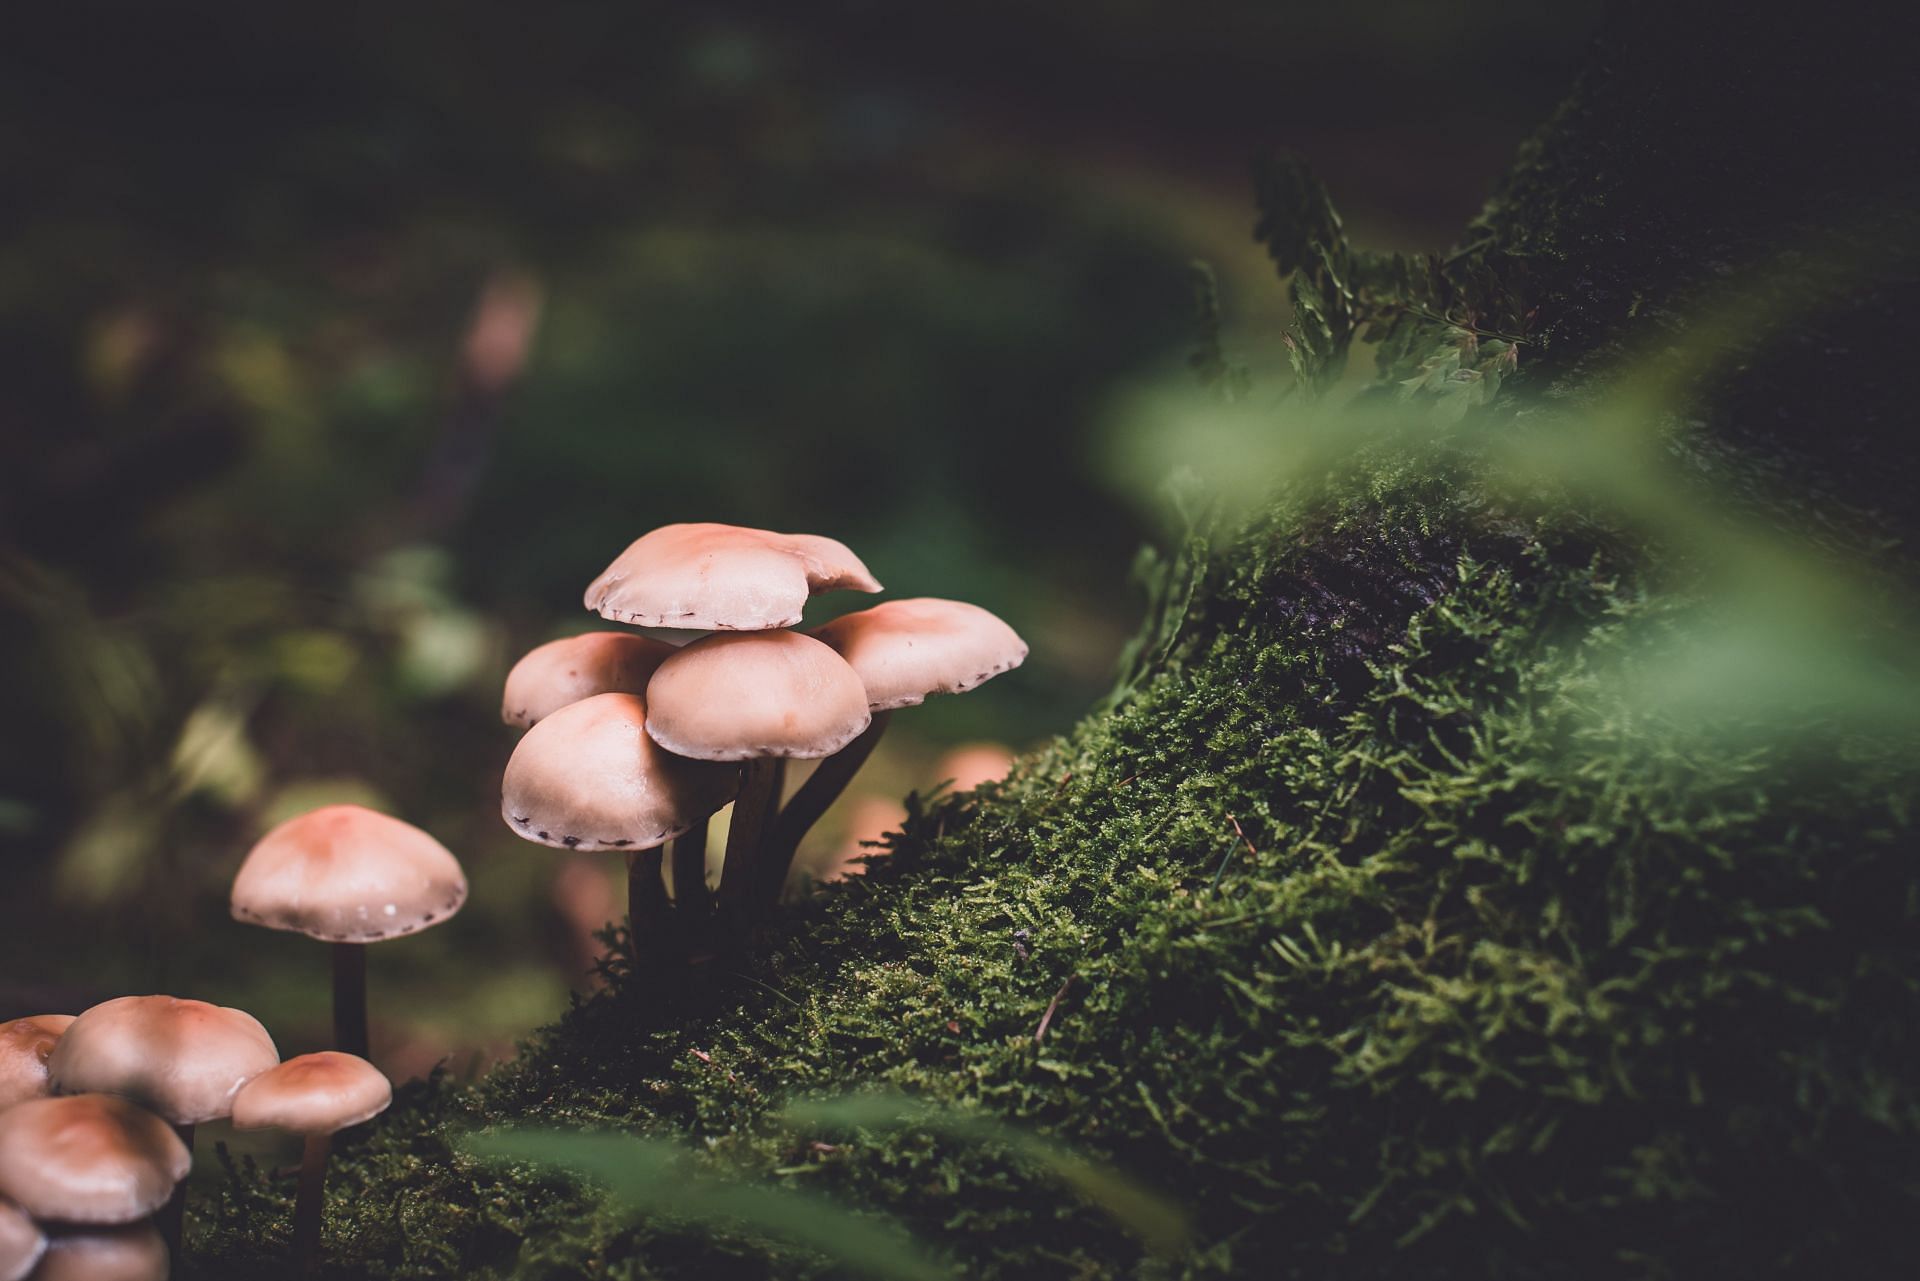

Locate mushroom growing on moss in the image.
[501,631,674,728]
[760,598,1028,903]
[501,691,738,962]
[643,629,872,921]
[231,1051,391,1277]
[230,804,468,1059]
[0,1014,75,1110]
[584,522,880,631]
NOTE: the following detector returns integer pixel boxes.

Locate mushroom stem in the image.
[332,942,369,1059]
[668,818,714,956]
[292,1131,330,1277]
[626,846,671,966]
[717,758,785,911]
[157,1123,194,1263]
[759,711,891,909]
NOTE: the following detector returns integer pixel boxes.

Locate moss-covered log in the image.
[197,6,1920,1278]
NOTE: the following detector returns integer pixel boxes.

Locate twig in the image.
[1034,976,1077,1044]
[1208,814,1259,891]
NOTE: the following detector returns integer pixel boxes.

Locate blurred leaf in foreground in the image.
[464,1128,951,1281]
[783,1092,1192,1258]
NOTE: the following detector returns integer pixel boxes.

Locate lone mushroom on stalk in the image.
[231,1051,391,1277]
[584,522,881,631]
[758,598,1028,901]
[0,1013,74,1110]
[0,1199,43,1281]
[230,804,468,1059]
[643,629,873,918]
[0,1094,190,1226]
[501,691,737,960]
[502,631,674,728]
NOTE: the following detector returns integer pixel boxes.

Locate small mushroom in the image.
[0,1014,75,1110]
[760,599,1028,904]
[501,692,737,962]
[813,598,1029,712]
[643,630,872,763]
[230,804,468,1059]
[231,1052,391,1277]
[0,1095,190,1225]
[0,1198,44,1281]
[28,1223,168,1281]
[584,523,880,631]
[645,630,874,923]
[501,631,675,728]
[46,997,278,1129]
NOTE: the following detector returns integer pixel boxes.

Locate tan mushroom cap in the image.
[28,1223,167,1281]
[0,1014,76,1110]
[230,804,469,944]
[0,1199,44,1281]
[47,996,279,1127]
[502,631,675,728]
[645,631,872,761]
[813,598,1029,711]
[230,1052,391,1136]
[0,1095,190,1225]
[502,693,737,851]
[584,523,881,631]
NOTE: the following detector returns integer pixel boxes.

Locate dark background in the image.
[0,0,1600,1076]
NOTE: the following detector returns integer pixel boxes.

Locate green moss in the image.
[193,8,1920,1278]
[191,459,1920,1277]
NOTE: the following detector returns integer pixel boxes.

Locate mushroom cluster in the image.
[499,522,1028,962]
[0,800,448,1277]
[0,1002,391,1278]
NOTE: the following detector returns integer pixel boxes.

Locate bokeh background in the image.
[0,1,1601,1084]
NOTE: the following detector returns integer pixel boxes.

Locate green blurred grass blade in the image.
[466,1129,951,1281]
[783,1093,1191,1257]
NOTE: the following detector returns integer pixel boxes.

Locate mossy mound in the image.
[195,7,1920,1278]
[195,464,1919,1278]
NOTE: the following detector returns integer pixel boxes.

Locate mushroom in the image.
[501,631,674,728]
[0,1014,75,1110]
[584,522,881,631]
[46,995,279,1257]
[27,1224,168,1281]
[0,1199,44,1281]
[230,804,468,1059]
[231,1052,391,1277]
[501,692,737,962]
[0,1095,190,1226]
[760,599,1028,903]
[46,997,279,1130]
[644,630,873,919]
